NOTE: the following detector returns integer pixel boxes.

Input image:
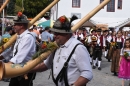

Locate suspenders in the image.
[51,43,82,86]
[14,33,35,56]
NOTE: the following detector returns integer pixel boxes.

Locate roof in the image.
[72,17,130,32]
[90,17,130,28]
[72,19,96,27]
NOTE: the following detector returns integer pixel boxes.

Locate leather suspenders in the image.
[51,43,82,86]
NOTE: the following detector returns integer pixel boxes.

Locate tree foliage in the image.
[6,0,53,17]
[15,0,53,18]
[7,0,16,16]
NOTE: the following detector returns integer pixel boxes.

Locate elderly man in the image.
[0,12,36,86]
[32,15,93,86]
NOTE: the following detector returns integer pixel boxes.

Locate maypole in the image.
[0,0,60,53]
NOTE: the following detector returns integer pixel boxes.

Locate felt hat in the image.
[96,28,102,32]
[13,12,29,24]
[51,15,78,33]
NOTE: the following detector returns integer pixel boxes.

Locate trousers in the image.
[9,73,36,86]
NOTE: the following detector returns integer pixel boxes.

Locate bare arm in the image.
[30,62,48,73]
[72,76,89,86]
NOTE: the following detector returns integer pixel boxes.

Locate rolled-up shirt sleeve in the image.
[74,45,93,80]
[44,53,54,69]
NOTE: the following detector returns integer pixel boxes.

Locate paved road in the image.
[0,57,130,86]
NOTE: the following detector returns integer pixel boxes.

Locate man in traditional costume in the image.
[0,12,36,86]
[87,29,97,64]
[92,28,103,70]
[32,15,93,86]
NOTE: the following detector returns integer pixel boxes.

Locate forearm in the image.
[30,62,48,73]
[73,76,89,86]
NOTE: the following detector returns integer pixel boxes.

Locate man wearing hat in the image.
[0,12,36,86]
[31,15,93,86]
[87,28,97,64]
[92,28,103,70]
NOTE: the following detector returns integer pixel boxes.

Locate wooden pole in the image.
[0,0,10,13]
[71,0,110,32]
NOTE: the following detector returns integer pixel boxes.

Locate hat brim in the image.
[96,30,102,32]
[50,28,72,33]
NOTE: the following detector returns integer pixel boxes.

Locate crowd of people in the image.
[73,27,130,86]
[0,13,93,86]
[0,12,130,86]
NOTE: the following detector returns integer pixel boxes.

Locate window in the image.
[72,0,80,8]
[117,0,122,9]
[107,0,115,12]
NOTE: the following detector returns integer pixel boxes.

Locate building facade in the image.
[51,0,130,31]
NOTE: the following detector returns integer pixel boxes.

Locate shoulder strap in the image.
[52,43,83,86]
[27,33,35,38]
[14,33,35,56]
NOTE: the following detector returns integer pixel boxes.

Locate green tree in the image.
[7,0,16,15]
[15,0,53,18]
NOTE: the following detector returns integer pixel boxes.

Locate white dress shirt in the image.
[44,37,93,86]
[10,30,36,64]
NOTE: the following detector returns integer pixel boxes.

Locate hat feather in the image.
[70,15,78,25]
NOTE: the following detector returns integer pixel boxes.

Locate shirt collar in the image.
[60,36,74,48]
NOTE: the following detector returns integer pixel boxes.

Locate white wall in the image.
[51,0,130,20]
